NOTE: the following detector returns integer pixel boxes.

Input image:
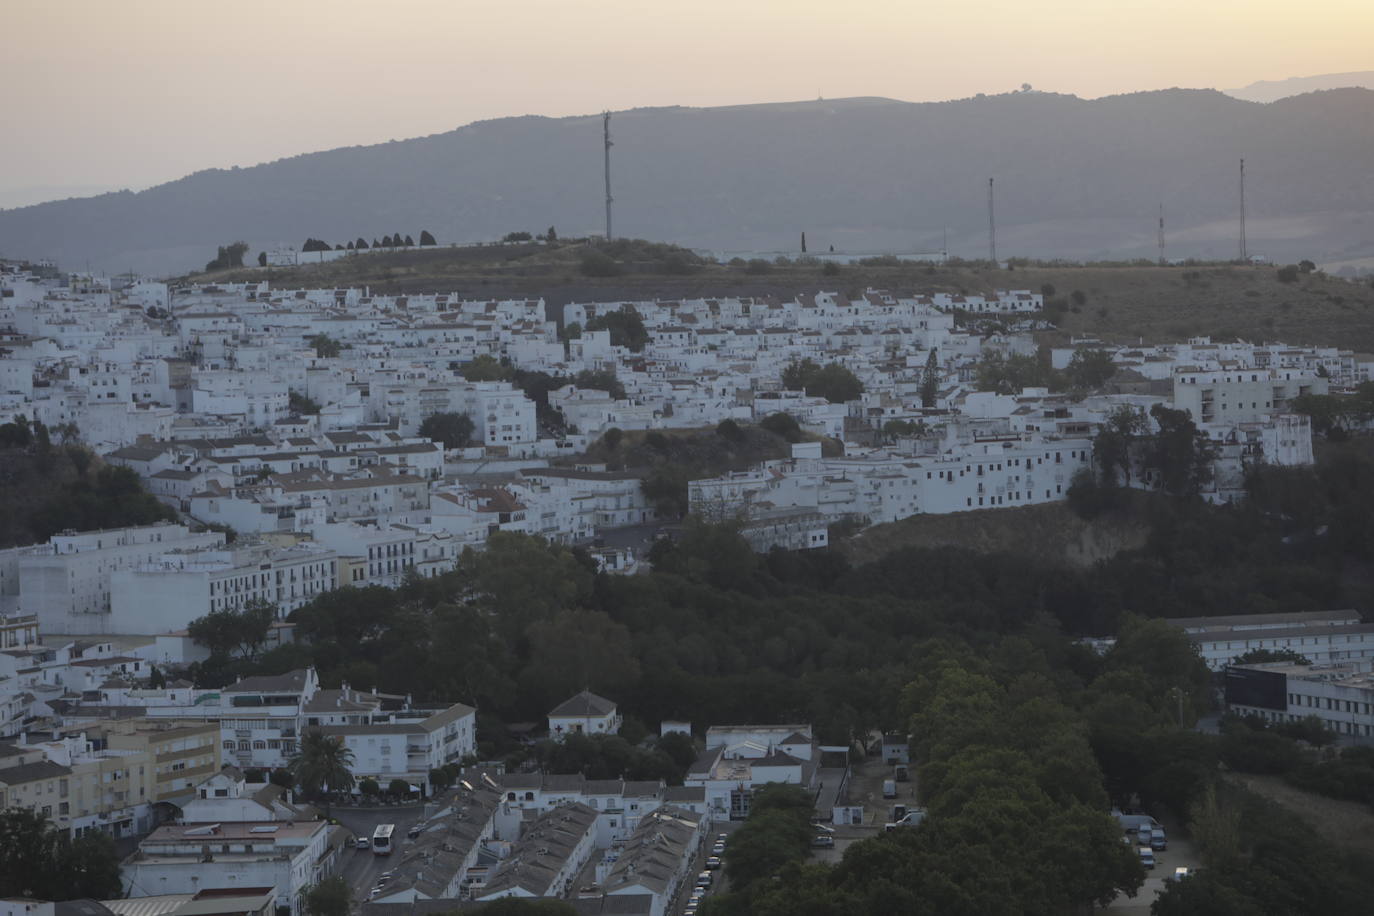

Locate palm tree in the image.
[288,729,356,813]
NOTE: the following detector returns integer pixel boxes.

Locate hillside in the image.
[212,243,1374,352]
[839,500,1149,570]
[3,89,1373,274]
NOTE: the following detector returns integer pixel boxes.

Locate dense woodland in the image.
[0,418,175,548]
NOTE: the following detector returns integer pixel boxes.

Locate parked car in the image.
[712,842,726,855]
[812,835,835,848]
[696,871,714,889]
[1171,867,1192,882]
[705,856,722,870]
[882,779,897,798]
[1138,847,1156,869]
[1150,831,1168,851]
[356,837,370,850]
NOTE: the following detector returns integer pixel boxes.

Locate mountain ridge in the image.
[2,88,1372,274]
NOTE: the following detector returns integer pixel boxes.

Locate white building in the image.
[109,542,338,634]
[548,691,622,742]
[1172,610,1374,671]
[122,819,337,915]
[0,524,226,637]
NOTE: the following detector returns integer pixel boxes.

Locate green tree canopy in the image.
[0,810,122,900]
[584,305,646,349]
[420,411,475,449]
[188,598,276,661]
[461,354,515,382]
[308,334,342,358]
[305,876,352,916]
[288,729,356,798]
[781,359,864,403]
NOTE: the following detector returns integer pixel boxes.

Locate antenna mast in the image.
[987,178,997,264]
[603,112,614,242]
[1238,158,1247,262]
[1158,204,1166,266]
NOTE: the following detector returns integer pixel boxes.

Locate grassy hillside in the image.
[840,499,1150,569]
[210,244,1374,351]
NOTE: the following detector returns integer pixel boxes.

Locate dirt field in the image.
[1231,773,1374,858]
[840,499,1150,568]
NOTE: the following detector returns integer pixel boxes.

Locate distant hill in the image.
[1225,71,1374,103]
[2,88,1373,274]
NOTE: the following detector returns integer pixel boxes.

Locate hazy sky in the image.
[3,0,1371,205]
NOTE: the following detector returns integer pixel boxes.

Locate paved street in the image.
[330,802,438,901]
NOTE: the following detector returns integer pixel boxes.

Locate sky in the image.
[2,0,1371,207]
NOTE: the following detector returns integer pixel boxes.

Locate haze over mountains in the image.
[2,87,1372,275]
[1224,70,1374,103]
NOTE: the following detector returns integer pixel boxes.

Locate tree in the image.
[359,777,380,797]
[388,778,411,798]
[1147,404,1216,499]
[0,810,121,900]
[404,234,415,247]
[503,231,533,242]
[356,237,369,249]
[461,354,515,382]
[288,728,356,799]
[1094,405,1148,486]
[523,610,642,710]
[802,362,857,401]
[760,412,802,443]
[572,369,625,399]
[920,348,940,408]
[308,334,342,358]
[187,599,276,661]
[430,766,456,791]
[1232,648,1311,666]
[257,251,267,267]
[782,360,863,403]
[346,241,354,250]
[1277,265,1300,283]
[204,241,249,272]
[419,230,436,246]
[602,427,624,451]
[579,250,624,278]
[1298,259,1316,273]
[546,226,557,241]
[419,411,475,449]
[305,876,352,916]
[289,390,321,415]
[584,305,646,349]
[1065,348,1117,390]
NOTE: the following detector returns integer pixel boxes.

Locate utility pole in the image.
[987,178,996,264]
[603,112,614,242]
[1238,158,1247,263]
[1158,204,1166,266]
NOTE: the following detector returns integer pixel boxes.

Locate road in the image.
[330,802,437,901]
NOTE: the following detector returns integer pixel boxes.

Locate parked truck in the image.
[884,809,927,832]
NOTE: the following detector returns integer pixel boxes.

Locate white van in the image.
[1138,847,1156,869]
